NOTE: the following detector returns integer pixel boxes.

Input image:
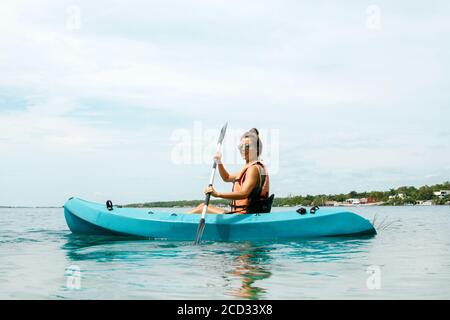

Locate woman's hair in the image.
[241,128,263,157]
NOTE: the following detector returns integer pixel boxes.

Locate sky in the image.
[0,0,449,206]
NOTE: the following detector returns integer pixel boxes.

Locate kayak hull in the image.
[64,197,377,241]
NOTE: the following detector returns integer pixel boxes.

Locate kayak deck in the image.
[64,197,377,241]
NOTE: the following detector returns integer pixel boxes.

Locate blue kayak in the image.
[63,197,376,241]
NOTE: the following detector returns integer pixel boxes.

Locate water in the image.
[0,206,449,299]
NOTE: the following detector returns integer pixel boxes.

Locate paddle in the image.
[194,122,228,245]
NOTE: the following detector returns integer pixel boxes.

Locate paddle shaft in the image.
[195,123,228,245]
[200,150,220,220]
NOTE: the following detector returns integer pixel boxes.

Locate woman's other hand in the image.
[213,151,223,164]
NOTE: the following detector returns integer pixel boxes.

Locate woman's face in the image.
[238,137,257,161]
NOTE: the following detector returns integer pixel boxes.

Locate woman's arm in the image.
[217,164,237,182]
[214,152,236,182]
[213,166,259,200]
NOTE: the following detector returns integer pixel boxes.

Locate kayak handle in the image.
[106,200,113,211]
[310,206,320,214]
[296,208,307,215]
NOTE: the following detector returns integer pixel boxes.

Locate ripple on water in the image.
[0,235,40,244]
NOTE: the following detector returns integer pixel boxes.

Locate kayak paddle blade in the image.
[217,122,228,145]
[194,218,206,245]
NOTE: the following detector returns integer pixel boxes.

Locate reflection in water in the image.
[61,234,374,300]
[223,237,374,300]
[227,243,272,300]
[63,234,134,262]
[62,234,138,251]
[62,234,189,262]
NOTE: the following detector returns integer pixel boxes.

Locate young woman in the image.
[188,128,270,214]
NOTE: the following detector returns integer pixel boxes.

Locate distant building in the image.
[324,201,338,206]
[346,198,360,205]
[416,200,433,206]
[389,193,405,200]
[359,197,377,204]
[433,190,450,198]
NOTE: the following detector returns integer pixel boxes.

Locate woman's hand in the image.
[213,151,223,164]
[205,186,220,197]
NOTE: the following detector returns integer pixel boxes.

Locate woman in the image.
[188,128,271,214]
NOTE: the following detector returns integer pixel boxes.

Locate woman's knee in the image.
[189,204,204,213]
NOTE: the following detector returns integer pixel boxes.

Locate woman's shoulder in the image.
[246,164,260,176]
[239,161,264,177]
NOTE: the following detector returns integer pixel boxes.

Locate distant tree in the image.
[417,186,433,200]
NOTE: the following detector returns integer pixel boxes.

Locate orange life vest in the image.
[231,161,270,214]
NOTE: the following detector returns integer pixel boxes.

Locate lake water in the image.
[0,206,449,300]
